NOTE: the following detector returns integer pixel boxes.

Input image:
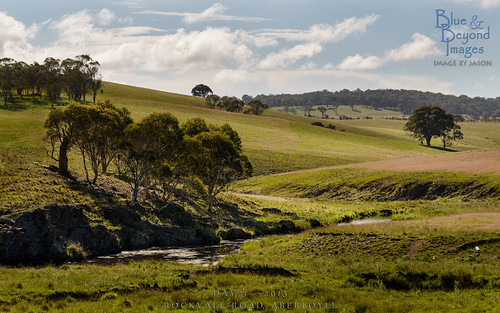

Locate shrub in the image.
[66,242,86,262]
[195,227,221,244]
[101,292,118,301]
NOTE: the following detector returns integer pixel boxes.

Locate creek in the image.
[337,218,391,226]
[86,240,248,266]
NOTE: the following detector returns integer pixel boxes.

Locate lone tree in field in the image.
[191,84,213,98]
[404,105,463,147]
[318,106,328,118]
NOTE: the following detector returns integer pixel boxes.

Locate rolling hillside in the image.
[1,81,499,216]
[1,82,500,312]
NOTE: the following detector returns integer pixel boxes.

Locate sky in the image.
[1,0,499,98]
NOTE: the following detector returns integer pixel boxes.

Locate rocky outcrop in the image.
[102,206,201,250]
[0,205,203,265]
[219,227,252,240]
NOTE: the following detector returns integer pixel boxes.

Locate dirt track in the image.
[351,149,500,175]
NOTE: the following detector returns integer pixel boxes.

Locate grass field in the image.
[1,82,499,312]
[1,211,499,312]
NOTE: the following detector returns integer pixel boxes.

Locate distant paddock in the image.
[351,149,500,175]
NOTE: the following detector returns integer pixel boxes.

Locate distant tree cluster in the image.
[205,95,268,115]
[254,89,500,119]
[44,103,252,209]
[192,84,269,115]
[0,55,102,108]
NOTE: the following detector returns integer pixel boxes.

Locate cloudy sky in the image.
[1,0,499,98]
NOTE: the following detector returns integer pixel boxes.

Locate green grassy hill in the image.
[1,82,499,312]
[1,82,499,214]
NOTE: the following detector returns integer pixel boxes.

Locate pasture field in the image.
[0,82,499,312]
[0,211,499,312]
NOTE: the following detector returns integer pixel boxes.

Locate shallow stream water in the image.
[86,240,248,266]
[337,218,391,226]
[85,219,391,266]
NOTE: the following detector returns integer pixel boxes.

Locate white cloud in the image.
[95,27,254,73]
[259,42,323,69]
[451,0,500,8]
[3,9,253,73]
[337,54,384,70]
[97,9,116,26]
[385,33,440,61]
[1,8,455,99]
[0,11,33,54]
[254,15,379,43]
[113,0,147,9]
[256,15,379,70]
[51,10,105,46]
[111,26,164,36]
[139,3,270,24]
[337,33,440,70]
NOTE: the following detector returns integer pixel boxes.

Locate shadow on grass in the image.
[0,102,30,112]
[422,145,458,152]
[0,96,74,112]
[65,178,126,210]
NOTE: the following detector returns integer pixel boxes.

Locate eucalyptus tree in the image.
[404,105,463,147]
[117,113,183,205]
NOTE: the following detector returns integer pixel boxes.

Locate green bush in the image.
[195,227,221,245]
[66,242,86,262]
[101,292,118,300]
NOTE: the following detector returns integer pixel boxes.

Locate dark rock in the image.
[277,220,299,233]
[262,208,282,214]
[0,209,65,264]
[152,225,198,246]
[0,204,208,265]
[261,208,298,219]
[220,228,252,240]
[282,211,299,219]
[307,218,322,228]
[379,209,393,216]
[114,206,202,249]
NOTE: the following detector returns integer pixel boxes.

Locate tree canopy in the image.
[44,102,131,179]
[404,105,463,147]
[118,112,183,205]
[191,84,213,98]
[181,119,252,210]
[0,55,102,107]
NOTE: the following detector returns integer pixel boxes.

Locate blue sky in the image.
[1,0,499,98]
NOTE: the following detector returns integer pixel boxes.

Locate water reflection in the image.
[86,240,248,266]
[337,218,391,226]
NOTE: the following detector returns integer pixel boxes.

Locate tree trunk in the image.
[425,136,431,146]
[129,183,140,206]
[58,139,70,176]
[81,149,91,183]
[208,195,213,212]
[207,184,214,211]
